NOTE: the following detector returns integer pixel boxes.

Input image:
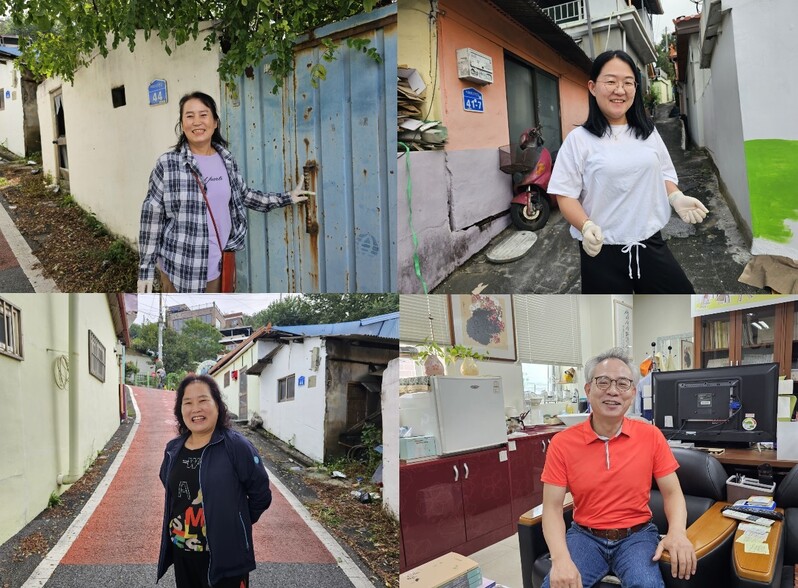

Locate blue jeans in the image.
[542,521,664,588]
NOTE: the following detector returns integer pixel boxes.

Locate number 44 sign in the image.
[149,79,168,106]
[463,87,484,113]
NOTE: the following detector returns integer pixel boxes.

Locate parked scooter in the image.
[499,126,556,231]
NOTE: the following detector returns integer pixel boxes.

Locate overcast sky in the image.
[134,294,296,325]
[651,0,703,38]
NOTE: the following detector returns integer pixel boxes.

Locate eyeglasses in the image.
[592,376,634,392]
[599,79,637,91]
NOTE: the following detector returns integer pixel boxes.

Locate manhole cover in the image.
[487,231,537,263]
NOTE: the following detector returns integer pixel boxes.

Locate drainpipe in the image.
[58,294,82,486]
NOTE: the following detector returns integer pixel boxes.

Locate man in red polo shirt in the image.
[541,348,696,588]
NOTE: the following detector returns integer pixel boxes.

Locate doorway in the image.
[51,90,69,190]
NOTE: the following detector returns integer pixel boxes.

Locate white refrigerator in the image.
[400,376,507,455]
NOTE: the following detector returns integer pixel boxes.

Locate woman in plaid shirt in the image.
[138,91,313,293]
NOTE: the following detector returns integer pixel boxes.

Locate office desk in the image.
[710,448,798,470]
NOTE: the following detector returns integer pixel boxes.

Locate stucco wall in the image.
[701,11,750,231]
[728,0,798,258]
[257,337,328,462]
[215,345,261,421]
[397,150,510,293]
[397,0,441,122]
[382,358,399,519]
[0,294,122,545]
[36,27,220,245]
[437,0,589,150]
[0,60,26,156]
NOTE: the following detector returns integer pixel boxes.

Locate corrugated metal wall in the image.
[221,5,397,293]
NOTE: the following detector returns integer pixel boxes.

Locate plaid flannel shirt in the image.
[138,142,292,292]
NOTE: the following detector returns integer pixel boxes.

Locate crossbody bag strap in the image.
[191,170,223,249]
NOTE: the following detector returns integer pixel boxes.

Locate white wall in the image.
[0,294,122,545]
[382,359,399,519]
[0,60,25,156]
[214,344,261,421]
[36,27,221,244]
[701,7,750,229]
[258,337,327,463]
[633,295,693,368]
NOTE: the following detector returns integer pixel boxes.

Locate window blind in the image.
[514,295,582,365]
[399,295,452,345]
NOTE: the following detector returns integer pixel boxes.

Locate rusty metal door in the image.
[221,5,397,293]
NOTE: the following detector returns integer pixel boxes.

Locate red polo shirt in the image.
[541,416,678,529]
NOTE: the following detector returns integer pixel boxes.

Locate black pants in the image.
[579,231,695,294]
[173,547,250,588]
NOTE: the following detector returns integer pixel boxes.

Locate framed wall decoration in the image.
[681,339,695,370]
[612,299,633,354]
[449,295,516,361]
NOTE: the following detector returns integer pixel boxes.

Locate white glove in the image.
[289,178,316,204]
[581,219,604,257]
[137,279,153,293]
[668,190,708,224]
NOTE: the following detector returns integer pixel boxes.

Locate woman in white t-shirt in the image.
[548,50,708,293]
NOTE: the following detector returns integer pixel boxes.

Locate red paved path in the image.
[0,228,17,271]
[61,386,335,566]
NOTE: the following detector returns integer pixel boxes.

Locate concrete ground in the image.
[16,386,367,588]
[433,102,762,295]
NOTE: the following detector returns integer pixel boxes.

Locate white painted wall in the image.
[214,344,261,421]
[36,26,220,244]
[633,295,693,367]
[257,337,327,463]
[0,294,122,545]
[382,359,399,519]
[684,33,709,148]
[700,6,749,230]
[0,60,25,156]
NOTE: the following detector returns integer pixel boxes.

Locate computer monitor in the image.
[652,362,779,447]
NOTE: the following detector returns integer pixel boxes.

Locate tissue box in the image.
[400,435,439,460]
[400,552,482,588]
[777,421,798,461]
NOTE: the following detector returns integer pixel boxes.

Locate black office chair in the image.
[732,463,797,587]
[518,448,737,588]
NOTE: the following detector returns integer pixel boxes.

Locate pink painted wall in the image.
[438,0,590,150]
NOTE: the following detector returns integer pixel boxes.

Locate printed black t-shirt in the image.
[168,444,208,552]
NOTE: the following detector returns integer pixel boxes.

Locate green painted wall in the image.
[744,139,798,244]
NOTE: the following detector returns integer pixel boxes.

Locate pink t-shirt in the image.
[194,153,232,281]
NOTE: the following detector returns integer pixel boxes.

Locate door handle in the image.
[302,161,319,234]
[453,465,459,482]
[541,440,547,452]
[463,462,469,479]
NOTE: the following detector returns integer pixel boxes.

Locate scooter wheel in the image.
[510,193,550,231]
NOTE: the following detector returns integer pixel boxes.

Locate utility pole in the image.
[584,0,596,59]
[157,292,164,370]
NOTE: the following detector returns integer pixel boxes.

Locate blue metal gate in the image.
[221,5,397,293]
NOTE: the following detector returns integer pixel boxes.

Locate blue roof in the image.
[273,311,398,340]
[0,46,22,58]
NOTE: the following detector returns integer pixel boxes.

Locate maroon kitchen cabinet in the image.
[508,430,559,522]
[400,447,512,571]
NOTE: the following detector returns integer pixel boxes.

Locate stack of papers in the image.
[398,67,447,151]
[736,522,772,555]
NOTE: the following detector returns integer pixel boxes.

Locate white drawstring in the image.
[621,242,647,279]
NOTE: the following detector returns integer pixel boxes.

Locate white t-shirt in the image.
[548,124,678,244]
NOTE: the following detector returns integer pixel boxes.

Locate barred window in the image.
[88,330,106,382]
[278,375,295,403]
[0,298,23,360]
[224,371,230,387]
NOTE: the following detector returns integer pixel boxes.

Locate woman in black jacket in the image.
[157,374,272,588]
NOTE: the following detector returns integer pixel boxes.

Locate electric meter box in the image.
[456,48,494,85]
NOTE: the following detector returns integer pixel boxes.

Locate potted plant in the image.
[414,340,447,376]
[447,344,488,376]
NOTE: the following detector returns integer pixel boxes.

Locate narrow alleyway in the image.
[19,386,367,588]
[433,102,761,294]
